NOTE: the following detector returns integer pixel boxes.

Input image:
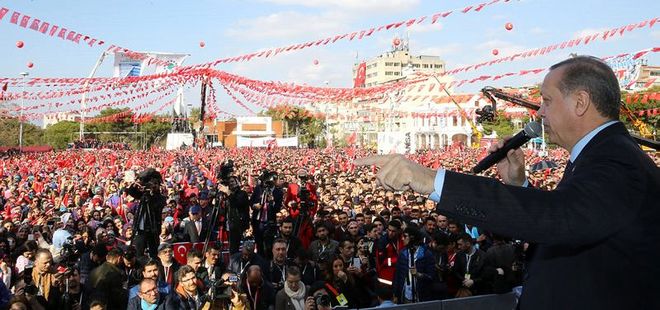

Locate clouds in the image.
[225,11,351,41]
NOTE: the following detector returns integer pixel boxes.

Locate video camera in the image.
[259,169,278,189]
[218,160,235,185]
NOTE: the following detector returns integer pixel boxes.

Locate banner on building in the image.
[354,62,366,88]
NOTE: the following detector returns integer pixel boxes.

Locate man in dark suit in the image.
[183,205,207,243]
[357,56,660,309]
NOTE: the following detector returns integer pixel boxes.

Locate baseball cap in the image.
[190,205,201,214]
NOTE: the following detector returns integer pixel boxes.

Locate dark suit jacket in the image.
[436,122,660,310]
[183,219,208,243]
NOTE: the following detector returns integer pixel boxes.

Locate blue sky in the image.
[1,0,658,117]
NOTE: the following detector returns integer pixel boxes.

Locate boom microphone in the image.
[472,121,542,174]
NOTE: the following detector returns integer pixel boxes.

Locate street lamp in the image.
[19,71,29,153]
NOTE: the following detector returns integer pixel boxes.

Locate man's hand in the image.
[354,155,436,195]
[489,136,526,186]
[463,278,474,288]
[305,296,316,310]
[218,184,230,195]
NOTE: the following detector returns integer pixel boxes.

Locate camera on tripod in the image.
[259,169,278,189]
[218,160,235,184]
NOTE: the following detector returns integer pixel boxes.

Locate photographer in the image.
[127,168,166,259]
[218,175,250,255]
[250,170,283,258]
[14,249,63,309]
[303,281,333,310]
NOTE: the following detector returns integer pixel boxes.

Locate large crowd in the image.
[0,146,657,310]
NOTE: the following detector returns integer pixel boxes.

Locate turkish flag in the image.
[354,62,366,88]
[172,242,206,265]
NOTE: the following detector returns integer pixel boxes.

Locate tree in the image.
[140,118,173,148]
[44,121,79,149]
[0,118,43,147]
[264,105,325,147]
[482,113,517,138]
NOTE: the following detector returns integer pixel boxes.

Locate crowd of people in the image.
[0,145,657,310]
[69,139,131,150]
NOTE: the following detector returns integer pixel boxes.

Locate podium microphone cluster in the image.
[472,121,543,174]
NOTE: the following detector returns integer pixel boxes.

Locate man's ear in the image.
[574,90,591,117]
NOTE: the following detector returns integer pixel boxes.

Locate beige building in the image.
[352,40,445,87]
[635,64,660,89]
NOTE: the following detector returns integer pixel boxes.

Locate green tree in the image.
[140,118,173,148]
[482,113,517,138]
[0,118,44,147]
[44,121,79,149]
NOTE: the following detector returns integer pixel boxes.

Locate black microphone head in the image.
[523,121,542,138]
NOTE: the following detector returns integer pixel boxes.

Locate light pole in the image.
[19,71,29,153]
[324,81,330,146]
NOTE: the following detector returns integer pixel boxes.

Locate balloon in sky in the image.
[492,49,499,56]
[505,22,513,31]
[393,38,401,46]
[27,62,34,68]
[16,41,24,48]
[199,41,205,48]
[313,59,319,65]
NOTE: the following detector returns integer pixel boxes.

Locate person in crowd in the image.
[219,176,251,255]
[127,278,174,310]
[451,233,488,297]
[277,217,302,260]
[183,205,208,243]
[269,238,292,292]
[197,244,225,289]
[375,219,403,288]
[275,266,306,310]
[171,265,208,310]
[128,169,166,259]
[293,248,320,286]
[87,248,128,310]
[229,240,269,278]
[156,243,180,288]
[393,226,437,303]
[129,259,171,298]
[77,243,107,286]
[241,265,276,310]
[308,224,338,262]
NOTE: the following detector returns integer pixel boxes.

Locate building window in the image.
[434,64,443,69]
[413,64,420,68]
[393,72,400,76]
[651,71,660,76]
[385,71,393,76]
[423,64,429,68]
[393,63,400,66]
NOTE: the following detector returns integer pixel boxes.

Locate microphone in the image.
[472,121,542,174]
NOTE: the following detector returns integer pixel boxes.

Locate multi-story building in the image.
[634,64,660,89]
[352,39,445,87]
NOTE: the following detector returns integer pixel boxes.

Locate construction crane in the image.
[479,86,659,150]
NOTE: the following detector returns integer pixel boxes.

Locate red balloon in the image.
[27,62,34,68]
[505,22,513,31]
[492,49,499,56]
[393,38,401,46]
[199,41,205,48]
[313,59,319,65]
[16,41,24,48]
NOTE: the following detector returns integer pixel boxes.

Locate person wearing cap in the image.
[183,205,208,243]
[87,248,128,309]
[157,243,181,288]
